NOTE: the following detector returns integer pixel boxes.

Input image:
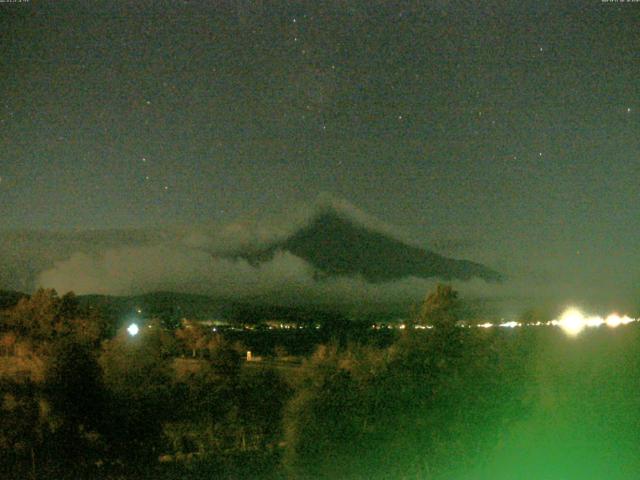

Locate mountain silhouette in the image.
[243,208,502,283]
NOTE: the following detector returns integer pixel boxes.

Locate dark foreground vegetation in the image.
[0,286,537,479]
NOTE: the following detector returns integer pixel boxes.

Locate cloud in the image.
[31,194,503,312]
[8,194,637,317]
[33,239,426,305]
[199,193,426,255]
[34,237,524,318]
[36,246,315,298]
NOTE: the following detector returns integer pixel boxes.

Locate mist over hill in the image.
[243,208,502,283]
[0,198,509,318]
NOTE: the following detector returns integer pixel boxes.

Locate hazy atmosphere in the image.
[2,1,639,314]
[1,194,636,317]
[1,2,639,479]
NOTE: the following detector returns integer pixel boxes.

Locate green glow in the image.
[465,326,640,480]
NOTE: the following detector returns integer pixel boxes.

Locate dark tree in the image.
[42,338,107,472]
[283,286,530,479]
[99,325,174,467]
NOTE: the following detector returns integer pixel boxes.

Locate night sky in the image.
[1,1,639,310]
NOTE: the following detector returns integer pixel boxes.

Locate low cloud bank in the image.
[5,195,637,318]
[34,238,541,318]
[37,247,313,298]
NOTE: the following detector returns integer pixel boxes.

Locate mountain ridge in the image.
[240,209,502,283]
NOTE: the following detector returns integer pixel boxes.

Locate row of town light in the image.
[374,308,638,337]
[474,308,637,337]
[127,308,637,338]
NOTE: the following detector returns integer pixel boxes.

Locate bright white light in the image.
[127,323,139,336]
[585,316,604,328]
[621,315,635,325]
[606,314,623,328]
[557,308,586,336]
[478,322,493,329]
[499,321,520,328]
[550,308,637,336]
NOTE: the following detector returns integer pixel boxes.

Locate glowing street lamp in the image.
[605,314,623,328]
[557,308,586,336]
[127,323,139,336]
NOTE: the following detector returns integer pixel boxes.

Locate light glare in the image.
[127,323,139,336]
[606,314,622,328]
[499,321,520,328]
[558,308,585,336]
[552,309,638,336]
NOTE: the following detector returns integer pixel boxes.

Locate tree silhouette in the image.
[99,325,174,467]
[417,283,461,328]
[7,289,60,340]
[175,319,208,357]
